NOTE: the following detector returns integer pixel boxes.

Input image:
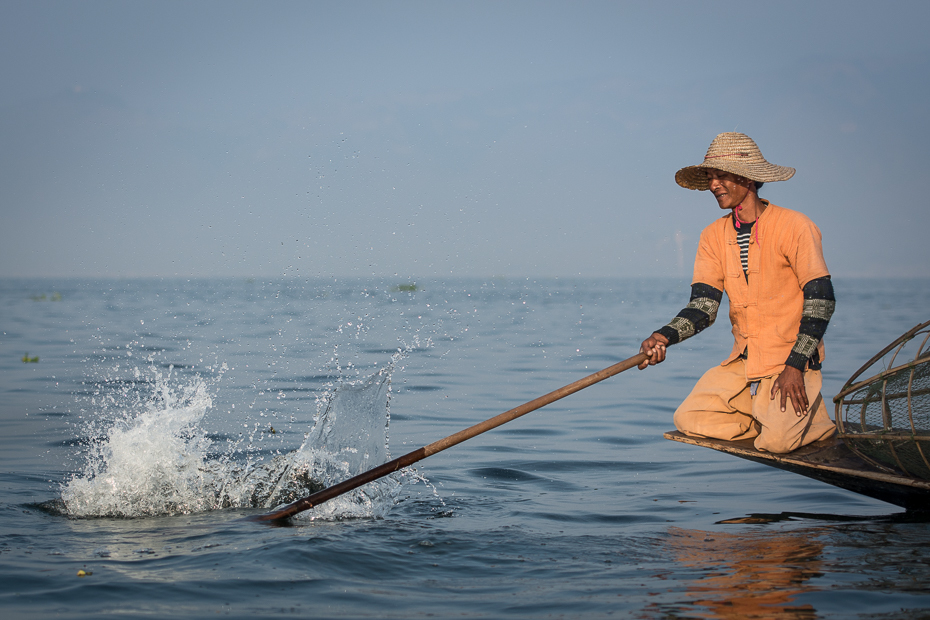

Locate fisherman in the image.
[639,132,836,453]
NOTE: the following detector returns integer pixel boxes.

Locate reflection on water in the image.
[659,526,823,620]
[715,511,930,525]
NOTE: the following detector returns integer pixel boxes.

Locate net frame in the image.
[834,320,930,479]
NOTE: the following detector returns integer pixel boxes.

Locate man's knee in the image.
[753,396,836,453]
[673,404,701,434]
[674,402,758,441]
[753,433,800,454]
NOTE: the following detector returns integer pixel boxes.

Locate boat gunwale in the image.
[664,430,930,493]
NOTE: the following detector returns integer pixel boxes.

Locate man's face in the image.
[705,169,753,211]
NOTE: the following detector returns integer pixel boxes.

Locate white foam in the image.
[61,371,215,517]
[61,360,404,520]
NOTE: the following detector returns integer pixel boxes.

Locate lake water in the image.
[1,276,929,619]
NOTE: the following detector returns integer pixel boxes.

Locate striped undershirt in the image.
[734,217,754,279]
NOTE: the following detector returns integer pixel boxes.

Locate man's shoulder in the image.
[700,214,731,237]
[763,203,820,228]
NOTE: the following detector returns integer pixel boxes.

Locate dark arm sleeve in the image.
[655,283,723,345]
[784,276,836,371]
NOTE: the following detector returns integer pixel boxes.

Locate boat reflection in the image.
[657,526,823,619]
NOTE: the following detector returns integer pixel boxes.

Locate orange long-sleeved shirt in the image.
[692,201,830,379]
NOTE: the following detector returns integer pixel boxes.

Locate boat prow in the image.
[664,430,930,511]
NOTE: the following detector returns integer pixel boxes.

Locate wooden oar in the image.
[253,352,648,522]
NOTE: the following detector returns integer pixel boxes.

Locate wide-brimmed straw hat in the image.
[675,132,795,191]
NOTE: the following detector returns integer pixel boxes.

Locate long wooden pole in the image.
[253,352,648,522]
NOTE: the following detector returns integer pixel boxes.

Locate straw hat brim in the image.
[675,161,795,191]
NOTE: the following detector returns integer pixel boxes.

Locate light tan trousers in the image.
[673,359,836,453]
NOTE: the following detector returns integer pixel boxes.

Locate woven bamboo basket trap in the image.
[835,320,930,480]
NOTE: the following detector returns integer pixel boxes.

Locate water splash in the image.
[261,366,403,520]
[60,356,405,520]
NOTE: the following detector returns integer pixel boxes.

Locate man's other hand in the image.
[771,365,809,416]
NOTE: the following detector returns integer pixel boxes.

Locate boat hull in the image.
[664,430,930,511]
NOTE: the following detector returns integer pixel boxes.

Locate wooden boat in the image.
[664,322,930,512]
[664,430,930,511]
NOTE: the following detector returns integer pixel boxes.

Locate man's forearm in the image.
[656,283,723,345]
[785,276,836,371]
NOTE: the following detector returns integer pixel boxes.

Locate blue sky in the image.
[2,0,928,278]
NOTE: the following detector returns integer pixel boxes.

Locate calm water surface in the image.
[1,277,929,619]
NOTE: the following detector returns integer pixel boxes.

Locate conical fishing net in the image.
[835,320,930,480]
